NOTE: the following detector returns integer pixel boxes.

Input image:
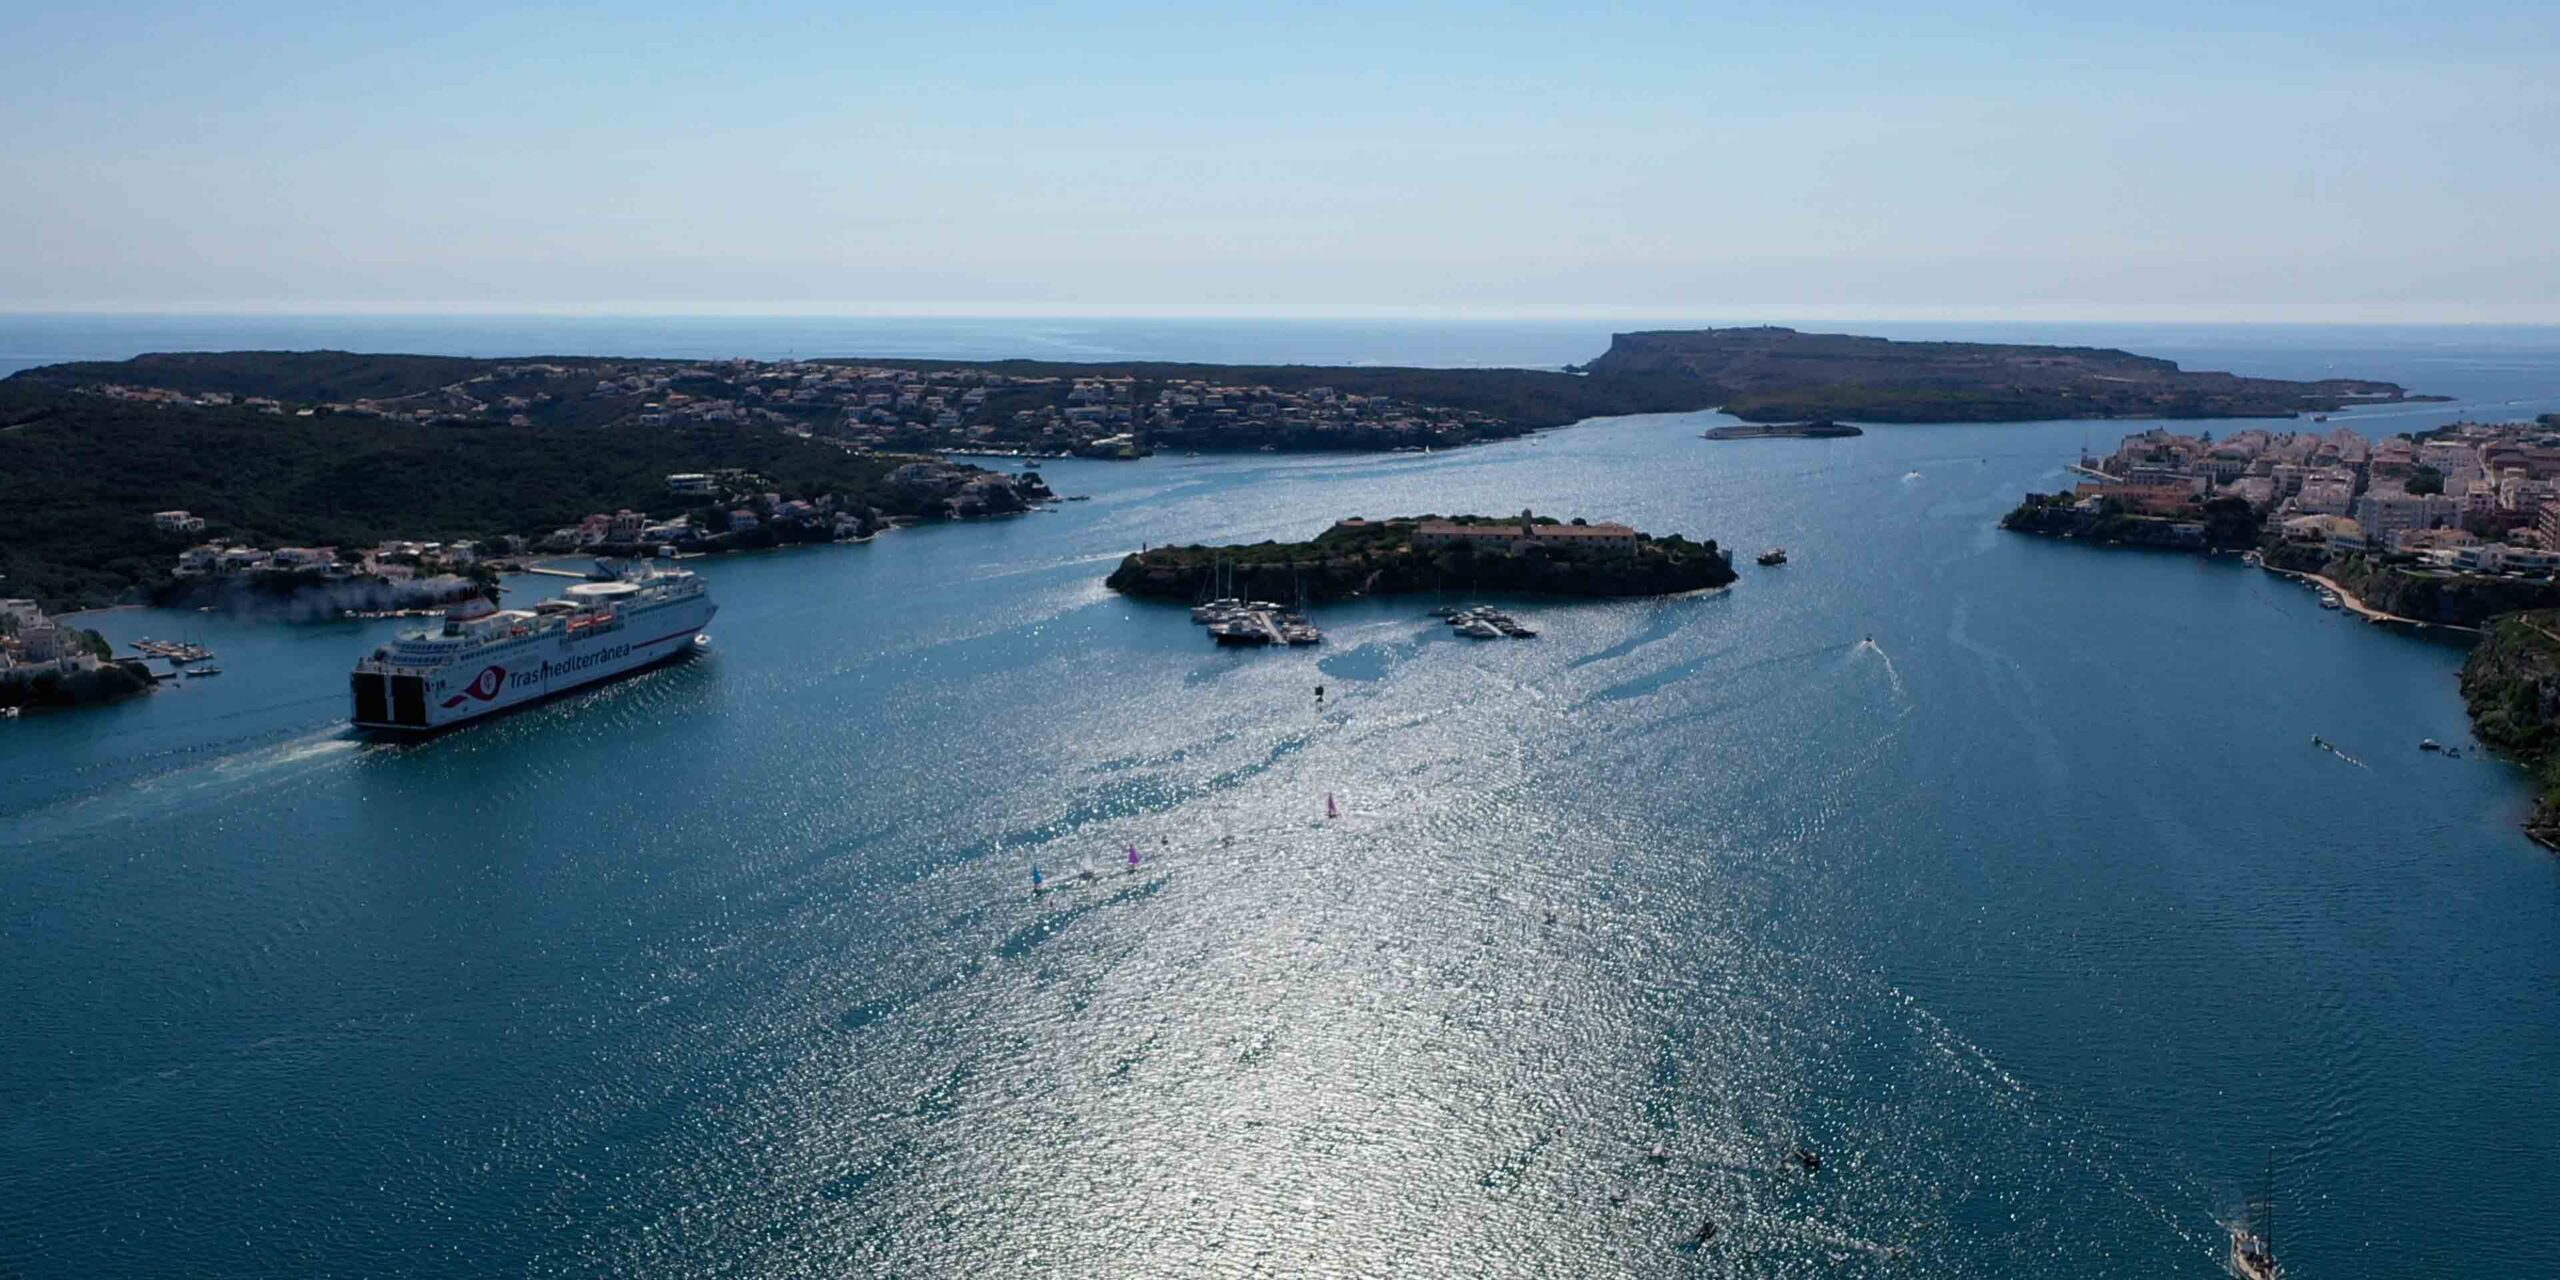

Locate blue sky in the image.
[2,2,2553,318]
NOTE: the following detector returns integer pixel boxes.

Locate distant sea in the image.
[10,312,2560,397]
[4,315,2559,1278]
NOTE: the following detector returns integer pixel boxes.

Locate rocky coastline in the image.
[2460,612,2560,849]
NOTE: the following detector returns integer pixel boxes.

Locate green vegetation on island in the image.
[1105,514,1738,604]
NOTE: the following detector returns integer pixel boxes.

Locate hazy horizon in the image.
[5,3,2554,321]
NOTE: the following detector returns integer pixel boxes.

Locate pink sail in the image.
[1127,844,1141,869]
[1326,793,1339,819]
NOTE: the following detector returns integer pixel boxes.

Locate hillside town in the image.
[81,358,1519,457]
[2052,416,2560,573]
[144,461,1054,590]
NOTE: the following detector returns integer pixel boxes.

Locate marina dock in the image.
[1192,598,1322,646]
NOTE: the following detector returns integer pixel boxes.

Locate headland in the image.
[1588,326,2431,423]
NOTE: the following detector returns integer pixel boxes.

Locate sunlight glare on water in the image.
[3,323,2559,1277]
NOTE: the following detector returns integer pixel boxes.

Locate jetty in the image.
[129,638,214,662]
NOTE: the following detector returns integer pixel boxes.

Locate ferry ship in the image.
[350,562,714,732]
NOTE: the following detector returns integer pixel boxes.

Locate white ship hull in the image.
[352,579,714,732]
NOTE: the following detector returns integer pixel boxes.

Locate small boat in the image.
[1,706,20,719]
[1126,844,1142,872]
[185,665,222,677]
[2444,747,2463,758]
[1212,620,1273,646]
[1645,1143,1670,1163]
[2420,738,2443,752]
[1031,863,1045,892]
[1325,793,1340,820]
[1794,1148,1822,1173]
[1459,620,1504,639]
[1692,1220,1719,1245]
[1757,547,1788,566]
[2227,1156,2283,1279]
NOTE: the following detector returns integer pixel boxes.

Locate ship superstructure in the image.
[351,563,713,731]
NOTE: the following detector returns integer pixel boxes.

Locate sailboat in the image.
[2228,1155,2282,1279]
[1126,844,1142,873]
[1325,792,1340,820]
[1031,863,1045,892]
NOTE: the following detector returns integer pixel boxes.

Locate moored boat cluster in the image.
[1190,598,1323,646]
[1432,604,1537,639]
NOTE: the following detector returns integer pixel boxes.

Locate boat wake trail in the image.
[1857,637,1907,699]
[2315,738,2369,768]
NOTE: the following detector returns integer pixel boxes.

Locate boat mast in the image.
[2264,1150,2275,1270]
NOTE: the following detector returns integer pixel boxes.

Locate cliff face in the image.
[2461,612,2560,846]
[2259,544,2560,627]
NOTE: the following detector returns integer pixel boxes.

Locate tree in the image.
[2408,466,2445,496]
